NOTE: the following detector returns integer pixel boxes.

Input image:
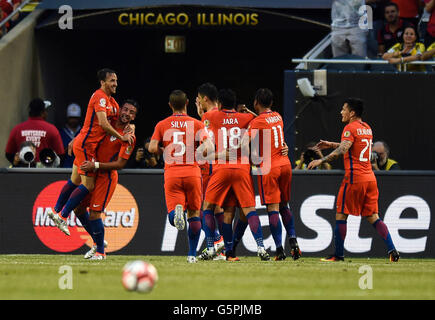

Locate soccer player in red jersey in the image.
[148,90,213,263]
[201,89,270,261]
[73,100,138,260]
[48,69,134,236]
[242,88,301,261]
[196,83,225,258]
[308,98,400,262]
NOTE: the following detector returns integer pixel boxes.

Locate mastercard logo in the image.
[33,181,139,253]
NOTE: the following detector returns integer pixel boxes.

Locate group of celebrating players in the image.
[47,68,400,263]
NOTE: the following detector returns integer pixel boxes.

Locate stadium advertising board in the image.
[0,170,434,258]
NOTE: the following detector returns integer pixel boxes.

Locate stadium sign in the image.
[160,194,432,255]
[1,170,434,258]
[32,181,139,253]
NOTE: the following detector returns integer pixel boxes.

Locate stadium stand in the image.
[0,0,39,38]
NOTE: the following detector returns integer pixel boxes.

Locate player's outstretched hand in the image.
[316,140,334,150]
[307,159,322,170]
[80,160,95,172]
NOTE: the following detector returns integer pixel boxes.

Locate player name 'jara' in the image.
[222,118,239,125]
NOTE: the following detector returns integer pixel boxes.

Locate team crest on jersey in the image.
[344,131,351,138]
[100,98,107,107]
[204,120,210,128]
[126,146,132,155]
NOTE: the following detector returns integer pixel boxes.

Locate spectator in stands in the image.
[331,0,369,58]
[0,2,10,37]
[294,142,332,170]
[424,0,435,47]
[5,98,65,166]
[366,0,389,57]
[392,0,424,27]
[382,25,426,71]
[422,41,435,58]
[127,137,164,169]
[59,103,82,168]
[377,2,412,55]
[371,141,401,170]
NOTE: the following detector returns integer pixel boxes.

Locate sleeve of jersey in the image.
[119,137,136,160]
[341,125,355,142]
[151,122,163,142]
[93,92,108,113]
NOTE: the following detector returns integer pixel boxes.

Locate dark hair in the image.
[197,83,218,102]
[384,2,399,11]
[403,24,419,40]
[344,98,364,117]
[97,68,116,82]
[122,99,139,112]
[218,89,236,110]
[254,88,274,108]
[28,98,46,117]
[169,90,188,111]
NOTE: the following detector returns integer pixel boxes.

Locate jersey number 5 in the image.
[173,132,186,156]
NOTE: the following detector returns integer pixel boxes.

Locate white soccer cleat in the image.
[213,252,226,261]
[174,204,185,230]
[187,256,197,263]
[89,253,106,260]
[257,247,270,261]
[47,208,70,236]
[84,240,108,259]
[199,247,217,260]
[214,237,225,254]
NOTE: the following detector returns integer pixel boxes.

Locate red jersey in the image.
[425,0,435,37]
[341,120,376,184]
[205,109,255,171]
[151,113,208,178]
[5,117,65,161]
[200,107,219,175]
[75,89,119,152]
[393,0,420,18]
[247,110,290,170]
[96,127,135,165]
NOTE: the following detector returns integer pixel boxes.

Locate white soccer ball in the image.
[122,260,158,293]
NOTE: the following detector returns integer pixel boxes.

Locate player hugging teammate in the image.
[150,86,301,263]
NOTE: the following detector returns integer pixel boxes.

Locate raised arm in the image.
[96,111,133,144]
[307,140,353,169]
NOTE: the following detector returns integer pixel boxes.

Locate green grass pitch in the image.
[0,255,434,300]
